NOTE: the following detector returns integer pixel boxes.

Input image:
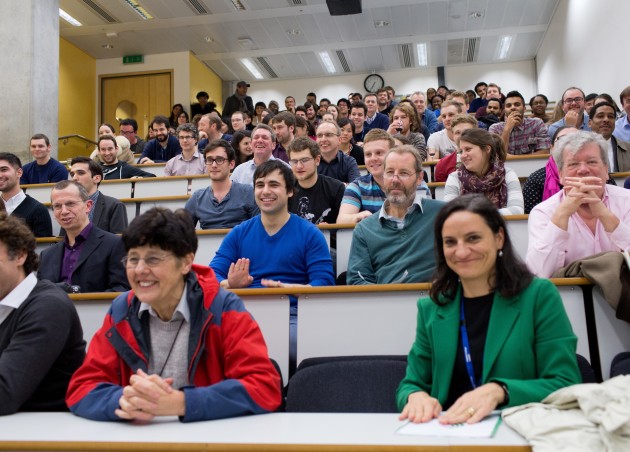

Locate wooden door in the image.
[100,71,172,138]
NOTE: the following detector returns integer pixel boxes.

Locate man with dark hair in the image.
[295,105,307,119]
[589,102,630,172]
[210,159,334,370]
[337,98,351,119]
[468,81,488,113]
[0,152,52,237]
[377,88,393,116]
[69,156,128,234]
[303,101,319,128]
[347,146,443,285]
[548,86,591,139]
[20,133,68,184]
[231,111,248,133]
[287,137,344,224]
[138,115,182,164]
[270,111,295,163]
[230,124,290,186]
[350,101,368,144]
[190,90,218,117]
[478,97,504,129]
[490,90,551,155]
[164,123,205,176]
[185,139,258,229]
[223,81,254,120]
[38,181,129,293]
[98,135,155,180]
[119,118,146,155]
[0,212,85,415]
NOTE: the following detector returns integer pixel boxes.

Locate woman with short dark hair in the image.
[67,208,281,422]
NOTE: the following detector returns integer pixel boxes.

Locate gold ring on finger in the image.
[467,407,475,416]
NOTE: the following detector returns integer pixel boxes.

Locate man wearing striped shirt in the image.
[336,129,393,223]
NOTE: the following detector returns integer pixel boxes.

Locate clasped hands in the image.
[399,383,504,425]
[116,369,185,421]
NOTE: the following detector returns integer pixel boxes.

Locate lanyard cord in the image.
[460,298,481,389]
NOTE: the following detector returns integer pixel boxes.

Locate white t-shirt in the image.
[427,130,456,158]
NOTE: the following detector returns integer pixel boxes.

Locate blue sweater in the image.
[20,159,68,184]
[210,214,334,287]
[139,135,182,162]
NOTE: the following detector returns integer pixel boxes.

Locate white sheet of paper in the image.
[396,414,501,438]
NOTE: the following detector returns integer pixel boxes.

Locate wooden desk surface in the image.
[0,412,530,451]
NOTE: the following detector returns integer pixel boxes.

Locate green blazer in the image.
[396,278,581,410]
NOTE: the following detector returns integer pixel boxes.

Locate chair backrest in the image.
[610,351,630,378]
[285,355,407,413]
[576,354,598,383]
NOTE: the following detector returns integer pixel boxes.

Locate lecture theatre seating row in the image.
[70,279,630,384]
[35,215,529,276]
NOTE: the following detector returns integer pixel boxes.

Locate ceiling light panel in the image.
[59,8,82,26]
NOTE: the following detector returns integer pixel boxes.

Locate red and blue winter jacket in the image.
[66,264,281,422]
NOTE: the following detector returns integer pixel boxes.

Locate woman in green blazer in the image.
[397,194,581,425]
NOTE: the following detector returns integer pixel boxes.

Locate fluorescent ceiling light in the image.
[416,43,428,66]
[230,0,246,11]
[497,35,513,60]
[59,8,82,26]
[240,58,264,80]
[123,0,153,20]
[318,51,336,74]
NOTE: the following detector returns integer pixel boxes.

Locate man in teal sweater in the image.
[347,146,444,285]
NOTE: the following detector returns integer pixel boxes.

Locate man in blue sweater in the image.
[20,134,68,184]
[347,145,444,285]
[210,159,334,371]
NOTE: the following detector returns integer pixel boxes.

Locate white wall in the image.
[247,60,536,106]
[95,51,190,111]
[537,0,630,103]
[446,60,537,100]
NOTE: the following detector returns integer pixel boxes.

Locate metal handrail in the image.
[58,134,97,147]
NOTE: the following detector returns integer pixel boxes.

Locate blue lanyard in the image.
[460,298,481,389]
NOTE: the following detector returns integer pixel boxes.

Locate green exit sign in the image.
[123,55,144,64]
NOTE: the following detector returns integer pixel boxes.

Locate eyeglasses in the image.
[205,157,227,165]
[289,157,314,166]
[316,132,339,139]
[178,135,195,140]
[383,171,417,181]
[122,254,173,268]
[120,130,135,136]
[563,97,584,105]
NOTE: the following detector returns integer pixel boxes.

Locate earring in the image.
[498,250,503,257]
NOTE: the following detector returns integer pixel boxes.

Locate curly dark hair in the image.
[0,212,39,274]
[429,194,532,305]
[122,208,197,257]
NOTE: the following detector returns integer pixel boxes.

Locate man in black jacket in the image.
[69,156,128,234]
[38,181,129,293]
[222,81,254,122]
[0,152,52,237]
[0,211,85,415]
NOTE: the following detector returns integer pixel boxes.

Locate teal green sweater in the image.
[347,198,443,285]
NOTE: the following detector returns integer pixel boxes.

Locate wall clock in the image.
[364,73,385,92]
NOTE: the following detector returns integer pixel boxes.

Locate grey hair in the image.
[384,145,423,173]
[552,131,609,171]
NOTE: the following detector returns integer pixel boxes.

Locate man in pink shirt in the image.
[526,131,630,277]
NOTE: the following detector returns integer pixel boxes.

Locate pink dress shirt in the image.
[526,185,630,277]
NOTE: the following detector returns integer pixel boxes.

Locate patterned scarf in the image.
[458,160,508,209]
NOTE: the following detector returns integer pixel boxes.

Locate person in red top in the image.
[66,207,281,422]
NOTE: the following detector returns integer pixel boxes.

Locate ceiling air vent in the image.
[184,0,210,15]
[398,43,413,68]
[466,37,480,63]
[82,0,118,23]
[287,0,308,6]
[336,50,351,73]
[256,57,278,78]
